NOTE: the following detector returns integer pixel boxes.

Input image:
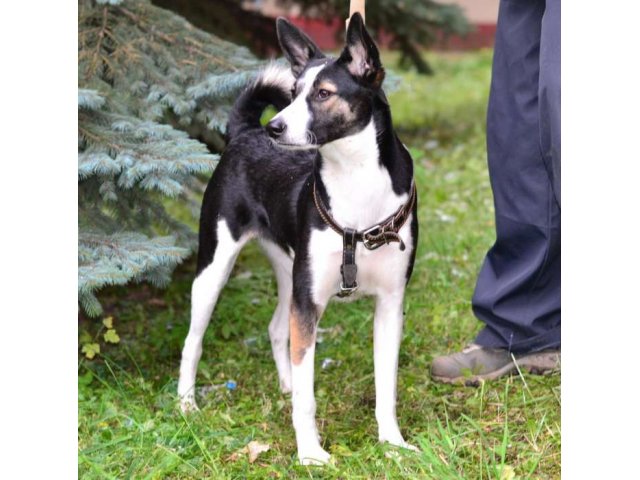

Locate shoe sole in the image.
[432,351,560,387]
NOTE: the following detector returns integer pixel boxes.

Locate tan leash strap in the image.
[346,0,365,29]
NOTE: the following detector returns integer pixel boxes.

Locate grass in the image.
[78,50,560,479]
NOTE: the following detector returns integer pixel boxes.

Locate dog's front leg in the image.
[374,290,418,451]
[289,302,330,465]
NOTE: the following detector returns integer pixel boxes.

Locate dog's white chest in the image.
[308,217,413,304]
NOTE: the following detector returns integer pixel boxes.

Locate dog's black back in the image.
[196,73,314,274]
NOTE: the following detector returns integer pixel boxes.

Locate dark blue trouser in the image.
[472,0,561,354]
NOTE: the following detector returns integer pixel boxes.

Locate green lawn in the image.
[78,50,560,479]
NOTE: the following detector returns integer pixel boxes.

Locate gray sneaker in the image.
[431,344,560,385]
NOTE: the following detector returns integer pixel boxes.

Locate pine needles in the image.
[78,0,264,315]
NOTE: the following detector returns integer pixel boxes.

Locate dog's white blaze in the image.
[272,64,325,145]
[259,240,294,393]
[178,220,252,410]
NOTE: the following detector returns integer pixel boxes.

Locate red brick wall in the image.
[433,24,496,50]
[286,16,496,51]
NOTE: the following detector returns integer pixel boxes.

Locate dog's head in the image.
[267,13,385,149]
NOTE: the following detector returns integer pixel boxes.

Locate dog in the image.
[178,13,419,465]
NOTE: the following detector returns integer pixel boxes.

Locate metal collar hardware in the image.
[312,180,417,297]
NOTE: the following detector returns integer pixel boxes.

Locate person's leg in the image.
[473,0,560,354]
[539,0,561,207]
[432,0,561,382]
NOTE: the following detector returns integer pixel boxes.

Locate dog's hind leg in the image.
[178,219,252,412]
[260,240,294,394]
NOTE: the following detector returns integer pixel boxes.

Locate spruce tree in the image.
[290,0,470,74]
[78,0,264,316]
[154,0,469,74]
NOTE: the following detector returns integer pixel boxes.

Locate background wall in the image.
[244,0,499,50]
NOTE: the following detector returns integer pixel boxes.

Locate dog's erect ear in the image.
[338,12,384,89]
[276,17,325,77]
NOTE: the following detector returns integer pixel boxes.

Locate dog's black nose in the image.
[266,118,286,138]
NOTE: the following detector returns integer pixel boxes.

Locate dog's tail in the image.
[227,63,294,140]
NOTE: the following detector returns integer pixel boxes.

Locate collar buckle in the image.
[362,224,386,250]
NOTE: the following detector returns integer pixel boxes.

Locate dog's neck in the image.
[316,113,410,230]
[319,119,380,174]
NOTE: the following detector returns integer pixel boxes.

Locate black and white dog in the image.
[178,13,418,465]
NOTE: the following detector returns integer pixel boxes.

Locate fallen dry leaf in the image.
[227,440,270,464]
[247,440,270,463]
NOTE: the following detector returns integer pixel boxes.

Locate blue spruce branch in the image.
[78,0,265,316]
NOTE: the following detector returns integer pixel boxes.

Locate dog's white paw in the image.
[279,377,292,394]
[179,396,200,413]
[379,433,419,452]
[298,446,331,466]
[395,441,419,452]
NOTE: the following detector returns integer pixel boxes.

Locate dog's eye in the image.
[317,89,332,100]
[290,86,297,98]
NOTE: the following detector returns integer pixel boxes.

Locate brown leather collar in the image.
[312,180,417,251]
[312,180,417,297]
